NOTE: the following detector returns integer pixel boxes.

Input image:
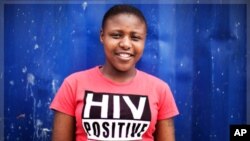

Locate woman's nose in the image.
[119,36,131,50]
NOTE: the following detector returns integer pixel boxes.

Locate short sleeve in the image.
[50,78,76,117]
[157,84,179,120]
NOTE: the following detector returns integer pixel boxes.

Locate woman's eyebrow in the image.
[131,31,146,36]
[107,29,146,36]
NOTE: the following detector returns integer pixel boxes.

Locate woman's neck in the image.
[100,65,137,83]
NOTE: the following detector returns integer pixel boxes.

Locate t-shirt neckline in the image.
[95,66,139,86]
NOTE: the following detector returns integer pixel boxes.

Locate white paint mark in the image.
[217,48,220,52]
[82,1,88,10]
[34,44,39,50]
[59,6,62,12]
[41,128,51,141]
[180,62,184,67]
[216,88,220,92]
[37,100,42,108]
[71,30,75,35]
[27,73,35,86]
[51,79,58,94]
[33,36,37,41]
[197,70,201,75]
[36,119,43,126]
[16,113,26,119]
[9,80,14,85]
[22,66,27,73]
[42,128,51,132]
[52,36,55,41]
[10,123,14,129]
[235,22,240,27]
[153,55,157,59]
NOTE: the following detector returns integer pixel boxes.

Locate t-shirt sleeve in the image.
[157,84,179,120]
[50,78,76,117]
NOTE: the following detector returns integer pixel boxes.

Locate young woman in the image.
[50,4,179,141]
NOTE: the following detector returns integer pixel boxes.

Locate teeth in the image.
[119,53,130,58]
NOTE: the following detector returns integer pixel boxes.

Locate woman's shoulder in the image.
[137,70,173,97]
[137,70,169,87]
[64,66,97,82]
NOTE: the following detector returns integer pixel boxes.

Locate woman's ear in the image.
[100,29,104,43]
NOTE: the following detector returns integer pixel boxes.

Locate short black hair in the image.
[101,4,147,31]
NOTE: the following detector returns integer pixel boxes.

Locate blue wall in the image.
[3,2,247,141]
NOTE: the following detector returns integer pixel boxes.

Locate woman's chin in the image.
[114,64,135,73]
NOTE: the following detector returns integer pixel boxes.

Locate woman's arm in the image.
[51,111,75,141]
[154,118,176,141]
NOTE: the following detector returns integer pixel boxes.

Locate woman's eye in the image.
[131,36,140,41]
[111,34,121,39]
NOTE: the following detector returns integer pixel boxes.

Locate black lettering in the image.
[126,122,131,137]
[118,122,125,137]
[93,122,100,137]
[137,123,148,137]
[83,122,91,136]
[102,122,109,138]
[131,123,141,137]
[112,122,116,137]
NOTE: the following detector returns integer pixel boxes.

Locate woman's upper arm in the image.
[51,111,75,141]
[154,118,176,141]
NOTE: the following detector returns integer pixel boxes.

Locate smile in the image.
[115,52,134,61]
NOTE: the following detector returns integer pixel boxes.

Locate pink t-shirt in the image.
[50,66,179,141]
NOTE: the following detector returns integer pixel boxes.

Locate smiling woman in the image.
[50,4,179,141]
[3,1,247,141]
[100,13,147,81]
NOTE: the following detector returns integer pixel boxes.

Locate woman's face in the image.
[100,13,147,72]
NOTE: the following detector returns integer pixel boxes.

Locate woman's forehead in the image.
[104,14,147,32]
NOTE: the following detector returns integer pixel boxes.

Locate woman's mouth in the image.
[115,52,134,61]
